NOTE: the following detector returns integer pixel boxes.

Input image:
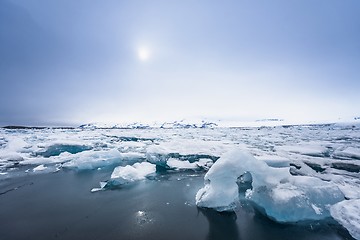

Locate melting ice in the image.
[195,149,345,222]
[0,123,360,237]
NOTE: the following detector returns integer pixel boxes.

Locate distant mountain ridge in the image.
[2,116,359,129]
[79,119,218,129]
[78,116,360,129]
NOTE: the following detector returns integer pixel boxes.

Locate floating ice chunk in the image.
[91,181,107,192]
[62,149,122,170]
[92,162,156,191]
[35,143,92,157]
[167,158,198,169]
[331,199,360,240]
[119,152,146,161]
[110,162,156,185]
[33,164,47,172]
[196,149,345,222]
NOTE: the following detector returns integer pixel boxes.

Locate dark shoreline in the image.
[0,170,353,240]
[2,126,75,130]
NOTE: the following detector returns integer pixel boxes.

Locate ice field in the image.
[0,123,359,239]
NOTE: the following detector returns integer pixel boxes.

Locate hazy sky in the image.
[1,0,359,126]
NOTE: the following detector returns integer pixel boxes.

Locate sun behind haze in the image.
[137,47,150,61]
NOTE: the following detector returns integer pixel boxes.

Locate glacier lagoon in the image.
[0,123,359,239]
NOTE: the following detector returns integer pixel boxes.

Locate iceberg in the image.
[196,149,345,222]
[330,199,360,240]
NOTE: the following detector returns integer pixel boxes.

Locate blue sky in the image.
[1,0,359,126]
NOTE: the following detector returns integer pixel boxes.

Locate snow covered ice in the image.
[1,121,360,237]
[331,199,360,240]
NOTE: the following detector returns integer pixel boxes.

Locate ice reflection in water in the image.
[199,208,239,240]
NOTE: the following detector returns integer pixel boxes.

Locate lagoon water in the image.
[0,170,352,240]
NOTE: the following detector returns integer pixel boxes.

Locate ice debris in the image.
[110,162,156,183]
[195,149,345,222]
[91,162,156,192]
[167,158,213,170]
[330,199,360,240]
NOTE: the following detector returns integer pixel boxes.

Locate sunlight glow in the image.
[138,47,150,61]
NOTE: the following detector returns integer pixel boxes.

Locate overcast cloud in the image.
[1,0,359,126]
